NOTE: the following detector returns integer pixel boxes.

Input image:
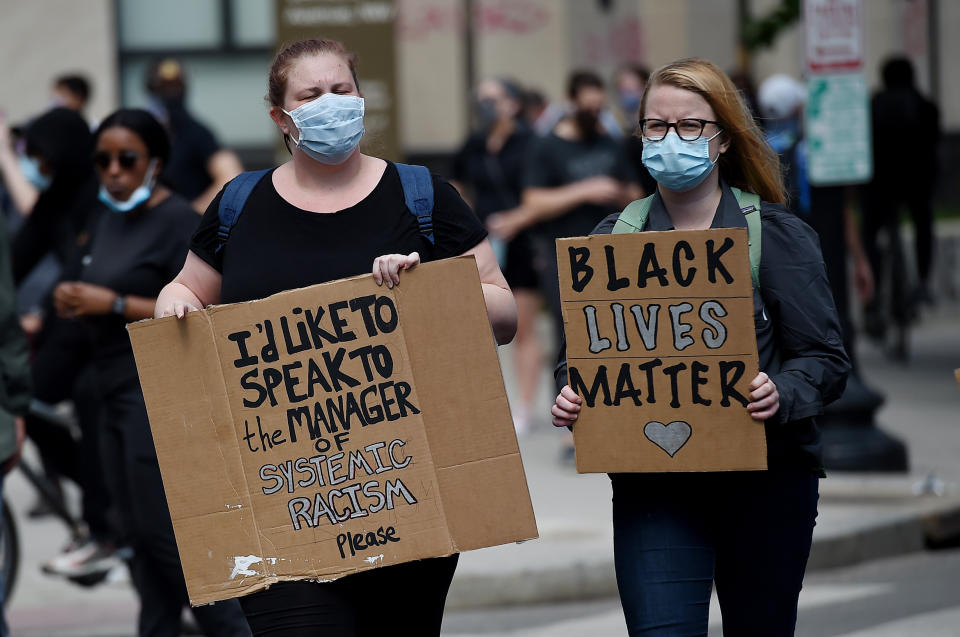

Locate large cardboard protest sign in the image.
[557,229,766,473]
[128,257,537,605]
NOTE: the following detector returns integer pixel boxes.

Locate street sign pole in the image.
[802,0,908,472]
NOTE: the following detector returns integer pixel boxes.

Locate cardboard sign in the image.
[557,229,766,473]
[128,257,537,605]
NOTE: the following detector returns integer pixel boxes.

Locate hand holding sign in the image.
[372,251,420,289]
[552,385,582,428]
[747,371,779,421]
[556,229,767,473]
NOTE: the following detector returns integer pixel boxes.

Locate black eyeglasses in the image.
[93,150,142,171]
[639,118,721,142]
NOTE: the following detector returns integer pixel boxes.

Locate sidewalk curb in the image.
[445,499,960,610]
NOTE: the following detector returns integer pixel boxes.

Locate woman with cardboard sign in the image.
[552,58,850,636]
[155,38,516,636]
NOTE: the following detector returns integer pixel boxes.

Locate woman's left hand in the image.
[372,252,420,289]
[747,372,779,421]
[53,281,117,318]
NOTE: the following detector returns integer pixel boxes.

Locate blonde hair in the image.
[639,58,786,204]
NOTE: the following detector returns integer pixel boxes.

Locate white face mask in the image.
[98,158,159,213]
[283,93,365,164]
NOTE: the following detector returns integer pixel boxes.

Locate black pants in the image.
[27,318,115,540]
[100,374,251,637]
[611,470,819,637]
[862,184,935,286]
[239,554,459,636]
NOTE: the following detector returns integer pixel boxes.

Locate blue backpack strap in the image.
[216,169,271,253]
[394,162,435,245]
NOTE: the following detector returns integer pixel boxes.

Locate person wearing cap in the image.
[758,73,874,357]
[146,58,243,213]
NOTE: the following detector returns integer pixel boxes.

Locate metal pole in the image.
[464,0,476,124]
[927,0,940,102]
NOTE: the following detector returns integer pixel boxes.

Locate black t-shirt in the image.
[162,111,220,201]
[80,193,199,383]
[523,133,637,242]
[190,161,488,304]
[451,128,532,221]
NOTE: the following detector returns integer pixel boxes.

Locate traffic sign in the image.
[804,0,864,73]
[804,73,873,185]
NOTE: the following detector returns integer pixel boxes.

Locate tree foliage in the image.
[742,0,801,52]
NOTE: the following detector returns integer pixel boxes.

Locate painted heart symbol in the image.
[643,421,692,458]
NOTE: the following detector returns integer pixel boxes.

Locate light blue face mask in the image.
[641,130,722,192]
[283,93,365,165]
[19,155,52,191]
[98,158,159,214]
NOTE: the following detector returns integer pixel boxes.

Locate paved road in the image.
[443,548,960,636]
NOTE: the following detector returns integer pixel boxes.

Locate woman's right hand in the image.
[552,385,582,428]
[155,296,201,319]
[154,282,203,319]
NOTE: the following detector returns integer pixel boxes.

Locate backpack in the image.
[612,187,763,288]
[214,162,435,253]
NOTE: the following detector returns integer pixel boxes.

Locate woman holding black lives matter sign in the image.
[552,58,850,636]
[155,38,516,636]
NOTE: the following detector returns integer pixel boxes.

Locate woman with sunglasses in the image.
[53,108,251,637]
[552,59,850,636]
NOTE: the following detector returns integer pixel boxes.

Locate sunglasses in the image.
[93,150,142,171]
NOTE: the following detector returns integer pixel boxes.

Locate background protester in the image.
[552,58,850,636]
[0,199,31,637]
[155,37,515,636]
[2,108,101,519]
[615,63,657,198]
[452,77,542,435]
[53,108,250,637]
[518,70,641,344]
[862,56,941,312]
[51,74,92,117]
[10,108,99,282]
[145,58,243,213]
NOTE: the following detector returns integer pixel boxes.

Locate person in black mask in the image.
[145,58,243,213]
[862,56,940,311]
[516,70,641,348]
[452,78,542,435]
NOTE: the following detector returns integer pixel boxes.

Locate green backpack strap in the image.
[612,195,654,234]
[730,187,762,289]
[614,189,762,287]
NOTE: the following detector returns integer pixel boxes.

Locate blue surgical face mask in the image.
[98,158,158,213]
[19,155,52,191]
[283,93,365,165]
[641,130,722,192]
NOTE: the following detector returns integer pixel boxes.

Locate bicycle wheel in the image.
[0,497,20,607]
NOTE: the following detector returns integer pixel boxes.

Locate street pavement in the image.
[443,548,960,636]
[4,306,959,635]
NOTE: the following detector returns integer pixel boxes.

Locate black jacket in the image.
[555,182,851,473]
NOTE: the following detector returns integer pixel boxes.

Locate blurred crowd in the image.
[0,50,943,636]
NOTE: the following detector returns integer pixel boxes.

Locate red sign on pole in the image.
[804,0,864,73]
